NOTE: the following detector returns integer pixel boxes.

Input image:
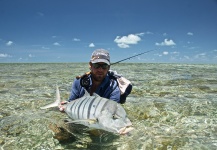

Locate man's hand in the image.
[59,101,68,112]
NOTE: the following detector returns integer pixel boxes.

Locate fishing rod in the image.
[111,49,156,65]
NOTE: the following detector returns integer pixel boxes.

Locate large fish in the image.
[40,86,133,135]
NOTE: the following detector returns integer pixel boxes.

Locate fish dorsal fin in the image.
[92,92,100,97]
[84,89,90,96]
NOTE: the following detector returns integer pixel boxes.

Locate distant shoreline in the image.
[0,62,217,65]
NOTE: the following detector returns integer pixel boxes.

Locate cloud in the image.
[163,51,169,55]
[116,43,129,48]
[6,41,13,46]
[73,38,81,42]
[194,53,206,59]
[53,42,61,46]
[155,39,176,46]
[172,51,179,54]
[187,32,194,36]
[184,56,190,60]
[114,33,143,48]
[144,31,153,35]
[0,53,12,58]
[188,46,199,50]
[89,43,95,47]
[163,33,167,36]
[28,54,34,58]
[42,46,50,50]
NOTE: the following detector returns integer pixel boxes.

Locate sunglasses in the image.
[92,63,109,69]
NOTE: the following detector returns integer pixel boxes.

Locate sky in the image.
[0,0,217,64]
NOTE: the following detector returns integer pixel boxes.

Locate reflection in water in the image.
[0,63,217,149]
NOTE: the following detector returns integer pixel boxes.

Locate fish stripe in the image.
[66,95,112,120]
[69,101,77,118]
[77,97,88,119]
[94,97,109,117]
[82,97,90,118]
[92,97,103,118]
[87,97,97,119]
[100,99,110,114]
[77,97,87,119]
[82,97,93,119]
[81,97,92,119]
[89,96,102,119]
[73,97,86,119]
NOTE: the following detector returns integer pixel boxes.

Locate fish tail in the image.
[40,85,61,109]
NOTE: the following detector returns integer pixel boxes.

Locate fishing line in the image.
[111,49,156,65]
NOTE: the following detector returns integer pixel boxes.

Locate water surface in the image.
[0,63,217,149]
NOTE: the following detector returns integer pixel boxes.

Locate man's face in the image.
[90,62,110,82]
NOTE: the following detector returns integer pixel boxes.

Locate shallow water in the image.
[0,63,217,150]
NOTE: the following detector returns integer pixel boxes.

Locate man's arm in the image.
[68,79,81,102]
[109,81,121,103]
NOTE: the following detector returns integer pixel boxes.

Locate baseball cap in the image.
[90,49,110,65]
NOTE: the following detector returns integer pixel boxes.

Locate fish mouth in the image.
[118,126,134,135]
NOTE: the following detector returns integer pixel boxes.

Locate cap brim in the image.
[91,59,110,65]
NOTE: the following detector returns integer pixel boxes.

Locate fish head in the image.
[98,104,133,134]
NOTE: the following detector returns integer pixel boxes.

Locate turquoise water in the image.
[0,63,217,149]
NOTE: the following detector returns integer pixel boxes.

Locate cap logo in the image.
[91,55,109,61]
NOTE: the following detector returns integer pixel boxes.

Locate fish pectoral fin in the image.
[66,119,98,124]
[87,119,98,124]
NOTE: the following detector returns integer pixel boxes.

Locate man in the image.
[68,49,121,103]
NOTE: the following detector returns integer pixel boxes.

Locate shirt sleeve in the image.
[109,80,121,103]
[68,79,82,102]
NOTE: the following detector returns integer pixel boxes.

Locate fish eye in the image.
[113,114,120,119]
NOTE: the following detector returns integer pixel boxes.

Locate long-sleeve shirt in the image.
[68,74,121,103]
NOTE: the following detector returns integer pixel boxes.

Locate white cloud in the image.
[0,53,11,58]
[172,51,179,54]
[73,38,80,42]
[89,43,95,47]
[53,42,61,46]
[194,53,206,59]
[163,51,169,55]
[144,31,153,35]
[187,32,194,36]
[114,33,143,48]
[42,46,50,50]
[136,32,144,36]
[28,54,34,58]
[117,43,129,48]
[155,39,176,46]
[184,56,190,60]
[6,41,13,46]
[187,41,192,44]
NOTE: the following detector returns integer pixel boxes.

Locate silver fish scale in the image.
[65,95,110,120]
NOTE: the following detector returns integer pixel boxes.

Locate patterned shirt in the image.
[68,74,121,103]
